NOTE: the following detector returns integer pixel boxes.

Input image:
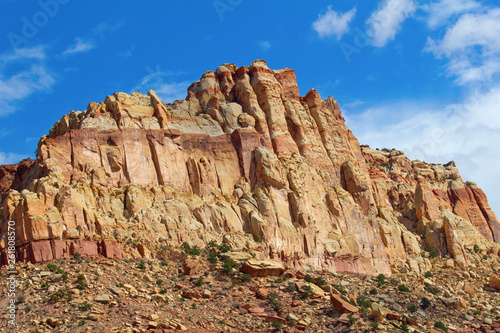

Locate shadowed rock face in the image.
[1,60,499,274]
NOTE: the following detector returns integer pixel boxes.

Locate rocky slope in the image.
[2,248,500,333]
[1,60,499,276]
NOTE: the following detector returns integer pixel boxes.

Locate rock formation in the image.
[1,60,499,275]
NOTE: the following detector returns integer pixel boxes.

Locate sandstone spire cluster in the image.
[1,60,499,275]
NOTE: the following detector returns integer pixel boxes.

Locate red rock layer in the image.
[1,60,498,274]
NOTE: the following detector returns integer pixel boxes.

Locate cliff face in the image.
[1,60,499,275]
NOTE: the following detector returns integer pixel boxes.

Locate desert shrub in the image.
[207,251,218,264]
[407,304,417,313]
[316,276,327,286]
[218,243,231,253]
[427,247,439,258]
[356,295,371,310]
[377,274,386,285]
[194,277,204,287]
[398,284,410,292]
[421,297,431,310]
[182,242,200,256]
[434,321,448,332]
[241,273,252,283]
[300,285,313,299]
[304,274,315,284]
[424,283,440,295]
[222,259,235,274]
[334,284,346,295]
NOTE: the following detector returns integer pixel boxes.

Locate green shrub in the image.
[377,274,386,285]
[428,247,439,258]
[207,240,218,249]
[274,277,286,283]
[424,271,433,278]
[316,276,327,286]
[304,274,315,284]
[222,259,235,274]
[369,288,378,295]
[407,304,417,313]
[47,263,58,272]
[193,277,204,287]
[356,295,371,310]
[424,283,440,295]
[398,284,410,292]
[348,313,358,326]
[138,260,146,270]
[473,244,480,253]
[434,321,448,332]
[421,297,431,310]
[241,273,252,283]
[300,285,313,299]
[333,284,346,295]
[218,243,231,253]
[182,242,201,256]
[270,319,283,330]
[207,251,218,264]
[286,282,297,293]
[76,274,88,290]
[80,302,91,311]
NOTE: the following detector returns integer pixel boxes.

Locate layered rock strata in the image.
[1,60,499,275]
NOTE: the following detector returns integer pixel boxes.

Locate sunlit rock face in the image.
[1,60,499,275]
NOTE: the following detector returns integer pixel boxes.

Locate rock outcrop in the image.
[1,60,499,275]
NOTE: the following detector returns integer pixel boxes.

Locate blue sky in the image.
[0,0,499,214]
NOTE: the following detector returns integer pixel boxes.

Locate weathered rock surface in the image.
[1,60,499,276]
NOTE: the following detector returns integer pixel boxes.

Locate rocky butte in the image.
[1,60,499,276]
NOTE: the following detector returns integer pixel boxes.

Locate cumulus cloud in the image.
[0,47,55,116]
[421,0,481,28]
[313,6,357,40]
[344,86,500,214]
[62,38,95,56]
[366,0,416,47]
[425,8,500,85]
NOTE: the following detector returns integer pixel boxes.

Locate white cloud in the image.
[153,82,190,102]
[312,6,357,40]
[0,45,45,63]
[133,67,190,102]
[258,41,272,52]
[0,152,29,164]
[93,21,125,38]
[0,47,55,116]
[345,86,500,215]
[421,0,481,28]
[425,8,500,85]
[62,38,95,56]
[366,0,416,47]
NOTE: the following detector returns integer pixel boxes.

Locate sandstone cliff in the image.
[1,60,499,275]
